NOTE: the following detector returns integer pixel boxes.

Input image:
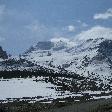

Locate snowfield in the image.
[0,78,112,103]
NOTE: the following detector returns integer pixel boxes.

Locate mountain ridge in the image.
[0,26,112,91]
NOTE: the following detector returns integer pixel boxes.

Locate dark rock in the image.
[0,46,8,59]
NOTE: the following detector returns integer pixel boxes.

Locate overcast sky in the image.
[0,0,112,55]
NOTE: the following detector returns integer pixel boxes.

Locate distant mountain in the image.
[0,46,8,59]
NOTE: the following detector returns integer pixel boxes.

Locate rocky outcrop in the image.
[0,46,8,59]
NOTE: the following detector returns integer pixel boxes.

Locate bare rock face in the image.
[0,46,8,59]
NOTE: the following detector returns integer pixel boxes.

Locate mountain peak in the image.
[50,37,75,48]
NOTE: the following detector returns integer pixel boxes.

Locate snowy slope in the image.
[21,26,112,85]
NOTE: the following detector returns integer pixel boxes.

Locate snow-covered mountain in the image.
[23,38,110,77]
[20,26,112,85]
[0,26,112,89]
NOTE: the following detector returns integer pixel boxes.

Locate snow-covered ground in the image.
[0,77,112,103]
[0,78,81,102]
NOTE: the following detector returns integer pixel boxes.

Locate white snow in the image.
[0,78,82,101]
[0,78,111,103]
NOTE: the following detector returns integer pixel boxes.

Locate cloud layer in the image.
[94,8,112,20]
[75,26,112,40]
